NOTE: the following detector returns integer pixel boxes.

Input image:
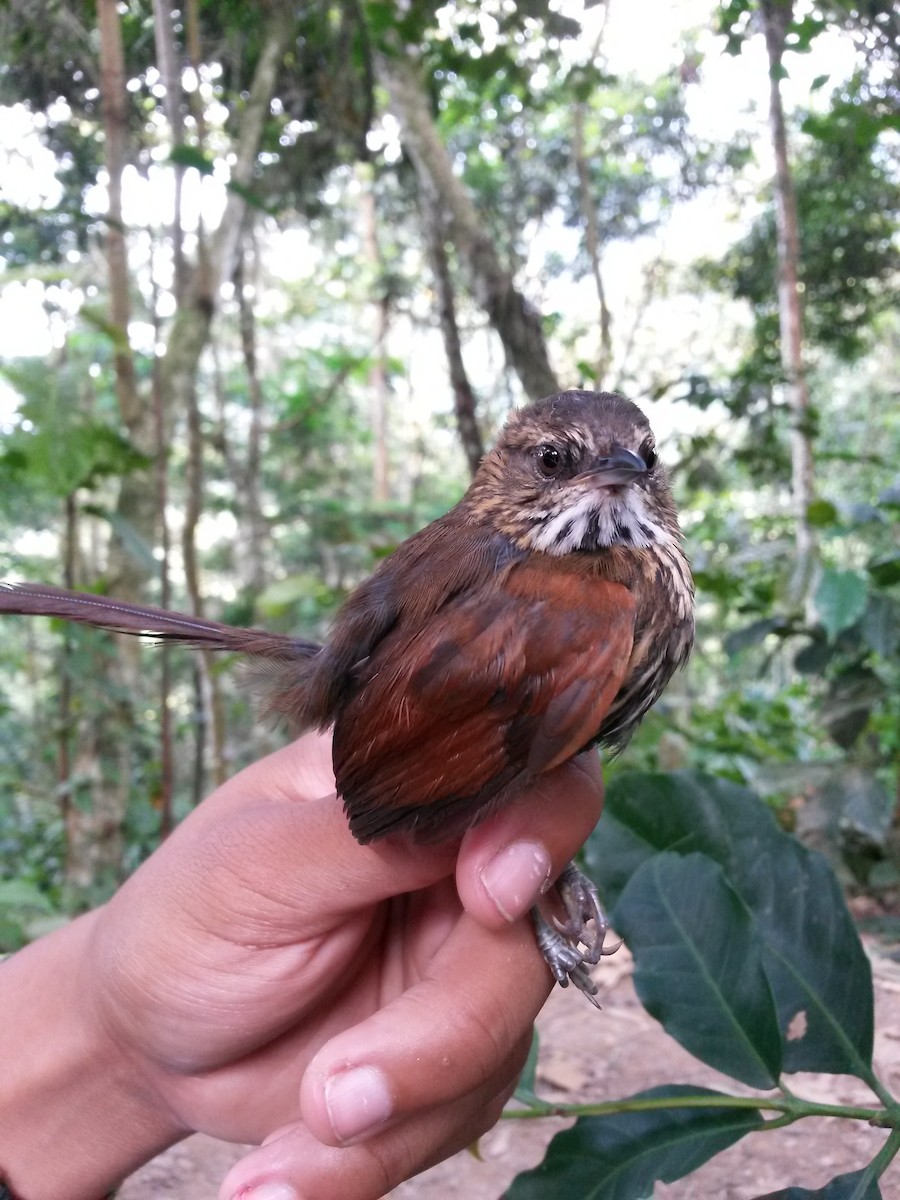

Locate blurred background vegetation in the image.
[0,0,897,944]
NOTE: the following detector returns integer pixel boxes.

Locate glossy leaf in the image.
[615,853,781,1088]
[754,1165,882,1199]
[585,773,874,1077]
[814,569,869,641]
[504,1086,764,1200]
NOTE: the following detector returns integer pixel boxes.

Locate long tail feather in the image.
[0,582,321,662]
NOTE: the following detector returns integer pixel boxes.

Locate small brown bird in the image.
[0,390,694,1002]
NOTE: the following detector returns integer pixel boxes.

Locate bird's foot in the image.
[532,907,602,1008]
[552,861,621,965]
[531,861,620,1008]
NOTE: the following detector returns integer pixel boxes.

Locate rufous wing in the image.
[334,562,636,842]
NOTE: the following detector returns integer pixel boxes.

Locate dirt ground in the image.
[119,941,900,1200]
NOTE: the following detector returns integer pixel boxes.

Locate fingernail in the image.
[325,1065,393,1144]
[479,841,553,921]
[233,1185,298,1200]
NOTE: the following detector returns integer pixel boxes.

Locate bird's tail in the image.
[0,582,321,663]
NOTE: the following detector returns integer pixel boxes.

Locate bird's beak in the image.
[577,446,648,488]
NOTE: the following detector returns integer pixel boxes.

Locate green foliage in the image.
[698,93,900,368]
[0,355,150,501]
[615,852,782,1087]
[761,1167,884,1199]
[814,568,869,641]
[506,1086,765,1199]
[506,773,898,1197]
[672,396,900,886]
[0,879,59,952]
[588,773,874,1074]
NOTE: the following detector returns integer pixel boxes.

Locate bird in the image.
[0,389,694,1003]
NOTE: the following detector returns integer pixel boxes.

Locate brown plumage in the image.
[0,390,694,1002]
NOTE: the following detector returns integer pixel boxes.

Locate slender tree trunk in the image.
[158,6,293,428]
[149,0,184,830]
[151,283,174,837]
[359,168,391,503]
[573,103,613,389]
[98,0,138,427]
[760,0,817,602]
[58,492,76,874]
[376,47,560,402]
[66,0,152,892]
[235,245,270,595]
[213,9,293,288]
[422,191,484,476]
[152,0,187,301]
[170,8,290,789]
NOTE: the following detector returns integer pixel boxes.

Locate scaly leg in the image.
[531,861,619,1007]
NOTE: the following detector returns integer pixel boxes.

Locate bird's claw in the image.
[531,862,619,1007]
[553,861,620,964]
[532,909,603,1008]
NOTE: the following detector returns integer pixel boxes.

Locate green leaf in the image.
[0,914,27,953]
[0,879,55,914]
[225,178,275,213]
[169,144,215,175]
[754,1164,882,1198]
[814,569,868,641]
[820,667,886,748]
[504,1086,764,1199]
[868,554,900,588]
[862,594,900,658]
[585,773,874,1078]
[614,853,782,1088]
[806,499,839,528]
[793,637,836,675]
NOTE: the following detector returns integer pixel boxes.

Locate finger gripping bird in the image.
[0,390,694,1004]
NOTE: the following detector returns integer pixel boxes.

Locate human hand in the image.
[0,732,604,1200]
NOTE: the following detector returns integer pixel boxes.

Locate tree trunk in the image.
[213,8,293,289]
[760,0,817,603]
[152,0,187,301]
[151,307,174,837]
[97,0,139,428]
[168,8,290,789]
[573,102,613,389]
[235,244,270,596]
[421,188,484,477]
[376,47,560,402]
[359,167,392,503]
[66,0,153,893]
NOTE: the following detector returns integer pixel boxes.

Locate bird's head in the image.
[469,390,681,556]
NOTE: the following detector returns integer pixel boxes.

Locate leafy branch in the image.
[502,772,899,1199]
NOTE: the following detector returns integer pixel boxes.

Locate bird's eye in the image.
[535,443,563,476]
[641,442,658,470]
